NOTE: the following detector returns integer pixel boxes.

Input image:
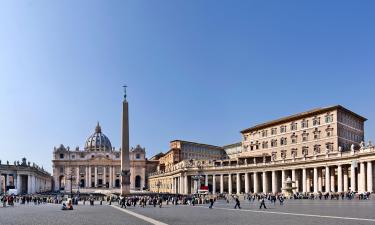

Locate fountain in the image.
[281,176,297,197]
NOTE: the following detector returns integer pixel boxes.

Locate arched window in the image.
[135,175,142,189]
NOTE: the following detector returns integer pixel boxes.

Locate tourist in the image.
[158,196,163,208]
[259,197,267,209]
[234,196,241,209]
[209,197,214,209]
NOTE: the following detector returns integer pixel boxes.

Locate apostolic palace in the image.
[148,105,375,196]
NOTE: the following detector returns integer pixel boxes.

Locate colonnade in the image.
[0,173,50,194]
[169,161,374,195]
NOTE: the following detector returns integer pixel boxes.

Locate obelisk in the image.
[121,85,131,195]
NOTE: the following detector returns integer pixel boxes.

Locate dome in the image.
[84,122,112,152]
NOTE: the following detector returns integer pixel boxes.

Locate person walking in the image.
[259,197,267,209]
[209,197,214,209]
[234,197,241,209]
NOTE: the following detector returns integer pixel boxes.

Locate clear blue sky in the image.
[1,1,374,173]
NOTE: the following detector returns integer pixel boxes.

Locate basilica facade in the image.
[52,123,158,193]
[148,105,375,195]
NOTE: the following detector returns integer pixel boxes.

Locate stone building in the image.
[148,105,375,195]
[0,158,52,194]
[52,123,158,193]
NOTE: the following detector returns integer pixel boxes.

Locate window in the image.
[291,148,297,157]
[301,119,309,128]
[302,132,309,142]
[262,141,268,149]
[302,147,308,156]
[325,114,333,123]
[60,167,64,173]
[271,139,277,147]
[291,134,297,144]
[281,150,286,159]
[262,130,268,137]
[136,153,141,159]
[280,137,287,146]
[313,117,320,126]
[71,154,75,159]
[80,153,84,158]
[291,122,297,131]
[313,128,320,139]
[244,135,248,141]
[271,128,277,135]
[59,154,64,159]
[280,125,287,133]
[326,126,333,137]
[314,145,320,154]
[326,143,334,152]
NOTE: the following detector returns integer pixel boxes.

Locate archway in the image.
[135,175,141,189]
[59,175,65,190]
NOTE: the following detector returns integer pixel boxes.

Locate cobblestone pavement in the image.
[0,203,151,225]
[124,199,375,225]
[1,199,375,225]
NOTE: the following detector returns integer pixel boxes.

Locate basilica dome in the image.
[84,122,112,152]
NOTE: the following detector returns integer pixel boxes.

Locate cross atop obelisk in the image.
[121,85,131,195]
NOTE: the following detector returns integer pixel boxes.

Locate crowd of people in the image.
[0,190,372,211]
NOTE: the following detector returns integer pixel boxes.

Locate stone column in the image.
[313,167,318,193]
[85,166,88,188]
[17,174,22,193]
[272,171,277,194]
[262,171,267,193]
[291,169,296,192]
[281,170,286,190]
[330,167,335,192]
[88,166,92,188]
[31,176,36,194]
[28,175,32,194]
[254,172,259,193]
[109,166,113,188]
[104,166,107,188]
[184,175,188,194]
[236,173,241,194]
[94,167,98,187]
[325,166,330,192]
[220,174,224,194]
[343,166,349,192]
[318,169,322,192]
[351,163,356,192]
[367,161,373,192]
[179,176,183,194]
[306,169,311,192]
[228,174,232,194]
[205,175,208,186]
[212,175,216,194]
[0,175,3,194]
[338,165,343,192]
[172,177,175,193]
[360,162,366,193]
[295,170,300,192]
[244,172,249,194]
[112,166,116,187]
[302,168,307,193]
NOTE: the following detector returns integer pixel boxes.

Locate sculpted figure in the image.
[360,141,365,150]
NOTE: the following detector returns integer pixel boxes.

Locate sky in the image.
[0,0,375,173]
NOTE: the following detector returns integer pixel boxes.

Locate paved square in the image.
[1,199,375,225]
